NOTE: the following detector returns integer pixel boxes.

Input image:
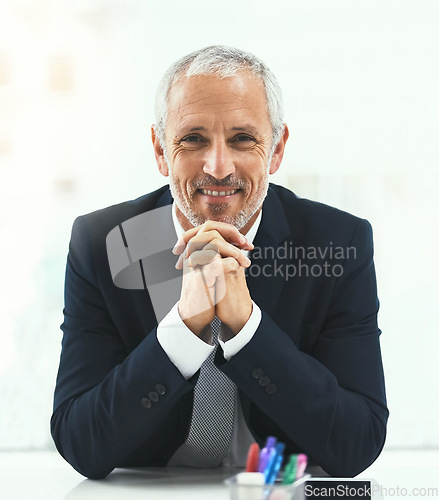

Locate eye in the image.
[232,134,256,145]
[177,134,207,150]
[181,134,204,143]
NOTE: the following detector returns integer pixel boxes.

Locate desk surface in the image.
[0,449,438,500]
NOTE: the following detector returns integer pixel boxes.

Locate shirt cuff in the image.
[219,301,261,361]
[156,302,214,380]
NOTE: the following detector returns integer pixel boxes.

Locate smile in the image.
[201,189,238,196]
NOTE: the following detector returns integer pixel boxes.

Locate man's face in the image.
[154,71,286,233]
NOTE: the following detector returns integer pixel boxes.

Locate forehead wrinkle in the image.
[175,104,262,122]
[175,101,252,117]
[172,89,253,109]
[175,105,257,123]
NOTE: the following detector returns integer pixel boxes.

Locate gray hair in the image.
[154,45,285,153]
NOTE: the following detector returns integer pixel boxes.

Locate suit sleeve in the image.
[51,216,194,479]
[219,219,388,477]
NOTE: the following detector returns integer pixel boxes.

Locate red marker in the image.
[245,443,260,472]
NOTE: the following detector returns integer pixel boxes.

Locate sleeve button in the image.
[252,367,264,379]
[258,375,270,387]
[266,383,277,394]
[155,384,166,395]
[148,391,159,403]
[141,397,152,409]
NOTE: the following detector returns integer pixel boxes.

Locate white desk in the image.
[0,449,438,500]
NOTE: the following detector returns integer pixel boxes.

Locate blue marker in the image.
[264,442,285,484]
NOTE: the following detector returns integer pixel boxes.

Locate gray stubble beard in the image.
[166,149,273,230]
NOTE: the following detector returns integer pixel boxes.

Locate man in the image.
[51,46,388,479]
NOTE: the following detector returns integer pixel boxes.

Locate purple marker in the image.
[257,436,277,473]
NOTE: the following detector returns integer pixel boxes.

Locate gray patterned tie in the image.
[169,316,237,467]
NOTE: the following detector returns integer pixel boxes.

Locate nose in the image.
[202,140,236,179]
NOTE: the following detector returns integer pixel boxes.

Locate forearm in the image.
[219,312,388,477]
[51,332,194,479]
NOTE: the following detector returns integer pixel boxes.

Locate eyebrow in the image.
[184,127,206,132]
[231,126,259,135]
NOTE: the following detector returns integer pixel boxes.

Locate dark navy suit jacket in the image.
[51,183,388,479]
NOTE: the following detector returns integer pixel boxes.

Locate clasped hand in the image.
[173,221,254,338]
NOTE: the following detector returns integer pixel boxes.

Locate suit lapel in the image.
[246,186,291,317]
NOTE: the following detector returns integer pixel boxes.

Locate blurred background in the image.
[0,0,437,452]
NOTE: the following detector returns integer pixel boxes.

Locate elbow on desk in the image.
[76,465,113,480]
[52,436,114,480]
[322,412,388,477]
[71,460,113,480]
[50,410,114,480]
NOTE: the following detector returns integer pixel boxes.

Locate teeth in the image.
[201,189,237,196]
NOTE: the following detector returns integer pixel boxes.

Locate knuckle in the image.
[223,256,239,271]
[187,240,198,252]
[211,237,223,249]
[205,241,219,253]
[233,246,242,259]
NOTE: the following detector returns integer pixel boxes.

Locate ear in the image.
[151,125,169,177]
[269,124,289,175]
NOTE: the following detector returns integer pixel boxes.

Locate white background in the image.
[0,0,438,451]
